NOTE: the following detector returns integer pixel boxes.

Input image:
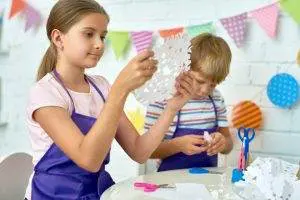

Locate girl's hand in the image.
[175,135,208,155]
[166,71,194,112]
[114,50,157,93]
[206,132,226,156]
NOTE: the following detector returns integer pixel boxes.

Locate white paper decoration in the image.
[133,33,191,105]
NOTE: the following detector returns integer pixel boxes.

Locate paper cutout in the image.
[131,31,153,53]
[237,157,299,200]
[267,73,299,108]
[107,31,130,59]
[133,33,191,105]
[24,4,42,31]
[231,101,262,130]
[159,27,184,39]
[249,3,279,38]
[186,22,214,37]
[9,0,26,19]
[220,13,248,47]
[280,0,300,24]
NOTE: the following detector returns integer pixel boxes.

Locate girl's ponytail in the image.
[36,43,57,81]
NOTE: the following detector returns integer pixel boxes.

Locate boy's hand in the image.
[206,132,226,156]
[174,135,208,155]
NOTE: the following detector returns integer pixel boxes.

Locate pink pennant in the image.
[220,13,248,48]
[24,4,42,32]
[249,3,279,38]
[131,31,153,53]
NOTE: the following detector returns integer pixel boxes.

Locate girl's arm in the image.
[115,73,198,163]
[34,50,157,172]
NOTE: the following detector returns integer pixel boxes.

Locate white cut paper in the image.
[234,157,299,200]
[133,33,191,105]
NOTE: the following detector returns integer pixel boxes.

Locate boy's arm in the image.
[151,135,208,159]
[219,127,233,154]
[150,138,181,159]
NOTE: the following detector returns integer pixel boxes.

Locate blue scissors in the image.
[238,127,255,166]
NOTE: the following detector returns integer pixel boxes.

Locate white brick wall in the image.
[0,0,300,181]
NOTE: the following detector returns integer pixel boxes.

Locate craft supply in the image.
[188,167,223,175]
[134,182,175,192]
[133,33,191,105]
[203,131,213,144]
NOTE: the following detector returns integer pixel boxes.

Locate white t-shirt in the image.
[25,73,111,199]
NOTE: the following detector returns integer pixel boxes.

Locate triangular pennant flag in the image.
[24,4,42,32]
[280,0,300,24]
[107,31,130,59]
[186,22,214,37]
[220,13,248,48]
[159,27,184,38]
[131,31,153,53]
[249,3,279,38]
[9,0,26,19]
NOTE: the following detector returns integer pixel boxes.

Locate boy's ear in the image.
[51,29,64,50]
[297,49,300,65]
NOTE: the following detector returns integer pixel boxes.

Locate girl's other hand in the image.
[166,72,194,112]
[114,50,158,93]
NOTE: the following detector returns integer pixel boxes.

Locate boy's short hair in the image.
[190,33,232,84]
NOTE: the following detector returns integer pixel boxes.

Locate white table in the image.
[101,167,244,200]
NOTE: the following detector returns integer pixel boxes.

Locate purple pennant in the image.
[24,4,42,32]
[220,13,248,48]
[131,31,153,53]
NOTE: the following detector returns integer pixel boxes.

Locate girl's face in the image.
[190,70,217,98]
[61,13,108,69]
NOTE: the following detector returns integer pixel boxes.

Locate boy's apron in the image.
[31,69,114,199]
[158,96,219,171]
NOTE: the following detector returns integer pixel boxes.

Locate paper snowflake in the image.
[133,33,191,105]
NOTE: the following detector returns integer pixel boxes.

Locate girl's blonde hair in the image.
[36,0,109,81]
[190,33,232,84]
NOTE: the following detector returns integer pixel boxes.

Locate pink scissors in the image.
[134,182,175,192]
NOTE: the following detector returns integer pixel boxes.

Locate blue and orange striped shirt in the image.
[144,89,228,140]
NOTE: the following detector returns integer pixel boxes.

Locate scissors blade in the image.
[157,183,176,188]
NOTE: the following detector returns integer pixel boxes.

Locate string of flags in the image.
[0,0,299,58]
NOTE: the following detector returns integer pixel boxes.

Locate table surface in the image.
[101,167,245,200]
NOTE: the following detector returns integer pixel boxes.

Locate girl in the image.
[25,0,194,199]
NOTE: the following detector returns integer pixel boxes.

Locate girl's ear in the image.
[51,29,64,51]
[297,49,300,66]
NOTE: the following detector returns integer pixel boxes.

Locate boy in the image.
[144,33,233,171]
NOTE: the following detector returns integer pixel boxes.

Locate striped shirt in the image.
[144,89,228,140]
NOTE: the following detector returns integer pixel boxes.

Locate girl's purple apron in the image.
[158,96,218,171]
[31,70,114,200]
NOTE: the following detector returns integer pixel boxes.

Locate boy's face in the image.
[189,70,217,98]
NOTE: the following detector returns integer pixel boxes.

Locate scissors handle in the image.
[134,182,158,192]
[238,127,255,141]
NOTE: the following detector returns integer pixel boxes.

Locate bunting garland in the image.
[2,0,299,58]
[220,13,248,48]
[186,22,214,37]
[159,27,184,38]
[131,31,153,53]
[9,0,26,19]
[107,31,130,59]
[249,3,279,38]
[23,4,42,32]
[280,0,300,24]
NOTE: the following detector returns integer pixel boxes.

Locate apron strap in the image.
[52,69,76,113]
[85,75,106,103]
